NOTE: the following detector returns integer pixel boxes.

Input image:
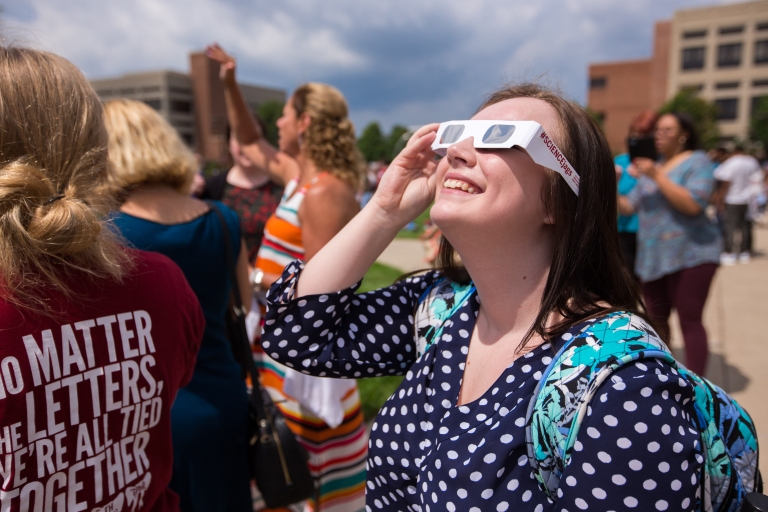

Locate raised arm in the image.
[296,124,441,297]
[205,43,299,186]
[262,263,441,378]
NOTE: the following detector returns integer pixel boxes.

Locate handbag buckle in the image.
[258,419,273,444]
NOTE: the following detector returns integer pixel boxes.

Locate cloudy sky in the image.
[3,0,736,131]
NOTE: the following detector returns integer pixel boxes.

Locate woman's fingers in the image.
[406,123,440,147]
[205,43,234,65]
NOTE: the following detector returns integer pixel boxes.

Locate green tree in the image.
[750,96,768,149]
[659,90,720,150]
[256,100,284,147]
[585,108,605,132]
[358,122,386,162]
[383,125,409,162]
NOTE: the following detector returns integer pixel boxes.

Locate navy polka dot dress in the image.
[262,264,703,511]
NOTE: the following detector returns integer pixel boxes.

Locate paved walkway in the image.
[379,226,768,476]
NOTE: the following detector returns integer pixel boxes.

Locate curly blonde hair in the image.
[104,99,197,199]
[0,47,128,312]
[292,83,364,191]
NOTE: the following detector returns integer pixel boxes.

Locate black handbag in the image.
[208,202,316,508]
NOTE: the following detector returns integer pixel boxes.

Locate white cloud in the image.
[2,0,739,130]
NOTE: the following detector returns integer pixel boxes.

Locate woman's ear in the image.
[297,112,312,136]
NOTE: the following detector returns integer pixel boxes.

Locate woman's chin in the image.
[430,200,470,232]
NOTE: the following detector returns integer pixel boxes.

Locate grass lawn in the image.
[395,206,432,239]
[356,261,407,420]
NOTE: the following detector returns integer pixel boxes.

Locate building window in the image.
[589,77,607,89]
[718,43,742,68]
[119,88,136,95]
[719,25,744,35]
[758,22,768,31]
[753,79,768,87]
[170,86,192,95]
[181,133,194,146]
[715,98,739,120]
[143,99,162,110]
[755,40,768,64]
[141,86,160,93]
[682,47,706,70]
[680,84,704,93]
[683,29,707,39]
[171,100,192,113]
[752,96,768,117]
[715,82,740,90]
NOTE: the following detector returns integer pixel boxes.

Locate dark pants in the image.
[618,232,638,279]
[642,263,718,376]
[723,203,752,254]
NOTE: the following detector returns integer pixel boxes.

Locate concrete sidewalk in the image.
[379,226,768,476]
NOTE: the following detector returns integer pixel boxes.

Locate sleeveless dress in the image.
[253,176,367,512]
[113,205,252,512]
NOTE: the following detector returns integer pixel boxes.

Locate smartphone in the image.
[627,136,657,161]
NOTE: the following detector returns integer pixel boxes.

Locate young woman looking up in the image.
[207,44,368,511]
[261,84,706,510]
[0,47,204,511]
[619,113,721,376]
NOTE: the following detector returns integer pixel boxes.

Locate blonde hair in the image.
[0,47,128,311]
[292,83,364,191]
[104,99,197,198]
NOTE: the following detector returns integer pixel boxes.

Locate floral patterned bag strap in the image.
[524,312,674,499]
[413,278,476,358]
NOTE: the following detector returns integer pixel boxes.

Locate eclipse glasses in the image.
[431,120,580,195]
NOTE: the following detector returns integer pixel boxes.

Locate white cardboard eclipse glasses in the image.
[431,120,580,195]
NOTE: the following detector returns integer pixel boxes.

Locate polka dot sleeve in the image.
[552,359,703,512]
[261,261,442,378]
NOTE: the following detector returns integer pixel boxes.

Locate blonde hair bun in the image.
[0,160,102,256]
[0,47,128,312]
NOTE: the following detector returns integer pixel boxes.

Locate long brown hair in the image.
[0,47,128,312]
[292,83,364,191]
[435,83,649,347]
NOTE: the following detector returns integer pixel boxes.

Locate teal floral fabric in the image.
[525,311,759,512]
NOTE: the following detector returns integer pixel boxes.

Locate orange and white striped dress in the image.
[253,175,367,512]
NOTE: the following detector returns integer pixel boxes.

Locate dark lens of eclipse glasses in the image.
[440,125,465,144]
[481,124,515,144]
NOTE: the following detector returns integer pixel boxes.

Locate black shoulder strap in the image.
[201,170,229,200]
[206,201,264,396]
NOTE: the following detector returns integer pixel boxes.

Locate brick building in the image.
[91,51,285,163]
[588,0,768,154]
[588,22,671,154]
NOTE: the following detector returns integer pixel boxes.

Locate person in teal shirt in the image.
[615,111,657,277]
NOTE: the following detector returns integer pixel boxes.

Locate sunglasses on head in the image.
[431,120,580,195]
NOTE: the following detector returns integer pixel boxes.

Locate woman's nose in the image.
[446,137,476,167]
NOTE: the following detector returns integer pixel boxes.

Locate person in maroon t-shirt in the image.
[0,47,204,511]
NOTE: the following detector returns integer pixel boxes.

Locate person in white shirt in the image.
[714,146,762,264]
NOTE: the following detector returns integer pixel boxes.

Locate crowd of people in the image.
[0,43,764,512]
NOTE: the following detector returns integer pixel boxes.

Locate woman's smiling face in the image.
[430,97,564,241]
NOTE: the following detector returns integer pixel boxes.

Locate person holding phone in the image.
[618,112,721,376]
[614,111,658,278]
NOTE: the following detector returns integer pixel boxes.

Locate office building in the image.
[91,52,286,163]
[588,0,768,153]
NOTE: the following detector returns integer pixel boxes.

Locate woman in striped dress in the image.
[208,45,367,512]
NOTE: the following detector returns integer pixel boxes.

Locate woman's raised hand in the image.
[370,123,440,227]
[205,43,236,84]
